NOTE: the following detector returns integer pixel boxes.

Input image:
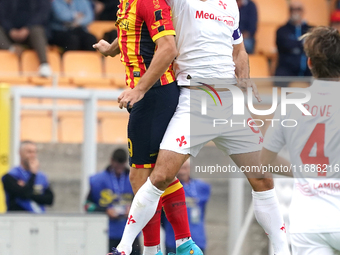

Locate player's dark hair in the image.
[302,26,340,79]
[111,148,127,163]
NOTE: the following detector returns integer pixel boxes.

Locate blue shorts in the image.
[127,81,179,168]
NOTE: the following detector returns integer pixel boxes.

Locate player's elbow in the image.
[168,45,178,60]
[161,42,177,60]
[156,36,178,60]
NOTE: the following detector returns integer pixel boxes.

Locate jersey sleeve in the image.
[139,0,176,42]
[263,108,286,153]
[232,4,243,45]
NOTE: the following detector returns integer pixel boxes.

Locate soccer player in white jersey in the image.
[117,0,290,255]
[261,26,340,255]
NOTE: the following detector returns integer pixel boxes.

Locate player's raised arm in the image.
[118,35,177,109]
[134,35,177,94]
[233,41,261,102]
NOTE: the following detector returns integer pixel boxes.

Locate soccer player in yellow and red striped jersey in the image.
[93,0,199,255]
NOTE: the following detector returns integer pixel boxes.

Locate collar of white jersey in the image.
[311,79,340,89]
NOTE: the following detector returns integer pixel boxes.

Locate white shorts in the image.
[291,233,340,255]
[160,87,263,156]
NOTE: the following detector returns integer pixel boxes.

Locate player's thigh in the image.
[213,107,263,156]
[129,167,153,194]
[128,82,179,168]
[291,233,335,255]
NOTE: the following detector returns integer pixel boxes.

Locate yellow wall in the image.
[0,84,10,213]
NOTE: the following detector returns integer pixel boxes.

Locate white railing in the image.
[10,86,124,211]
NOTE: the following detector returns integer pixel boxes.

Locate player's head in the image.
[177,159,190,183]
[302,26,340,79]
[19,140,37,169]
[111,148,128,174]
[289,1,304,24]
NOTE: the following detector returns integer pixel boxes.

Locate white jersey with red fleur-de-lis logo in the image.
[165,0,242,85]
[264,80,340,233]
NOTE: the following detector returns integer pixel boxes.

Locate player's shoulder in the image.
[137,0,171,9]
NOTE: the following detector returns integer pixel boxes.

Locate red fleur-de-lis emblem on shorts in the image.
[259,136,264,144]
[176,136,187,147]
[127,215,136,225]
[280,223,286,233]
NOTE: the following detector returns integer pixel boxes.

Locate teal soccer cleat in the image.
[175,239,203,255]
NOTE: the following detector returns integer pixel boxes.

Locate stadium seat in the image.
[58,112,83,143]
[104,56,126,88]
[0,50,28,84]
[255,23,280,58]
[289,81,310,88]
[252,0,289,25]
[62,51,111,88]
[299,0,330,26]
[88,21,117,41]
[249,55,270,77]
[21,50,65,86]
[21,110,52,142]
[97,112,128,144]
[248,55,273,94]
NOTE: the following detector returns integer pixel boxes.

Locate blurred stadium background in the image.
[0,0,338,254]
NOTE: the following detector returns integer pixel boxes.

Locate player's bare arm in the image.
[260,148,293,177]
[93,38,120,57]
[118,35,177,109]
[233,42,261,102]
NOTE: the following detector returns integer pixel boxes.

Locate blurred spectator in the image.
[331,10,340,32]
[336,0,340,9]
[275,1,312,80]
[2,141,54,212]
[236,0,258,54]
[93,0,120,21]
[85,149,140,254]
[163,160,211,254]
[0,0,52,77]
[49,0,97,51]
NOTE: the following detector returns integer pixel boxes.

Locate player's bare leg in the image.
[230,151,290,255]
[150,150,189,190]
[116,150,200,255]
[129,168,152,193]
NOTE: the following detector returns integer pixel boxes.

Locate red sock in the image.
[162,180,191,240]
[142,200,162,246]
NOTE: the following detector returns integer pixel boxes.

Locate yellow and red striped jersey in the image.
[116,0,176,88]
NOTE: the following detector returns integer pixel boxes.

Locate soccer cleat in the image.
[175,239,203,255]
[155,251,163,255]
[107,247,126,255]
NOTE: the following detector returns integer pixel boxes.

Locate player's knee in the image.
[251,178,274,192]
[150,172,173,191]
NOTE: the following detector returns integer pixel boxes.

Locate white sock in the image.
[117,178,164,255]
[143,245,161,255]
[252,188,290,255]
[175,237,191,248]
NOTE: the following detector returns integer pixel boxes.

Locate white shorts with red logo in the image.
[160,87,263,156]
[291,232,340,255]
